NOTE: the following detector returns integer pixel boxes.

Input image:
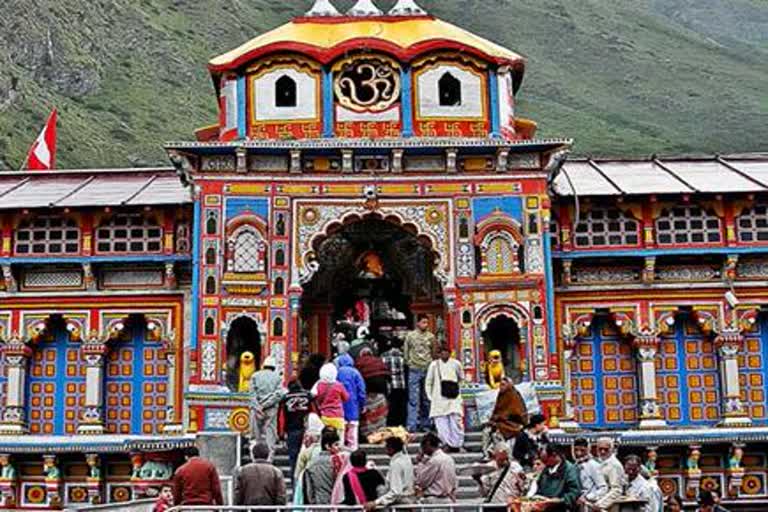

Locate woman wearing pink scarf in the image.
[339,450,386,506]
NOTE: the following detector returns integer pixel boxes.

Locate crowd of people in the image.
[159,316,732,512]
[162,434,732,512]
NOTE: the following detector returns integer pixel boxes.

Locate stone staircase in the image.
[266,431,487,502]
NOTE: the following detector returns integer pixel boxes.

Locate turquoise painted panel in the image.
[225,197,269,221]
[472,196,523,224]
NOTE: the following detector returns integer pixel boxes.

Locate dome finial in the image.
[306,0,341,17]
[347,0,383,17]
[389,0,427,16]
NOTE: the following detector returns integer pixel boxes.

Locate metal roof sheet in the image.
[553,161,620,196]
[0,170,190,210]
[0,177,89,209]
[729,159,768,187]
[663,160,763,193]
[0,177,26,197]
[554,156,768,196]
[128,175,191,205]
[596,161,693,195]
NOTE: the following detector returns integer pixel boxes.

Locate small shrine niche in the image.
[474,211,525,276]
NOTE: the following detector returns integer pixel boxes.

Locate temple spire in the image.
[389,0,427,16]
[347,0,383,17]
[305,0,341,17]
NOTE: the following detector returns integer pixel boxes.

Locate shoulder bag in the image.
[437,362,460,399]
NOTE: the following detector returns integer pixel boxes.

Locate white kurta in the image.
[425,359,464,418]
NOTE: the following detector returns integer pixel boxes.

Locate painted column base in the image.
[77,424,105,435]
[0,423,26,435]
[639,418,668,430]
[162,423,184,435]
[556,419,581,433]
[85,478,102,504]
[727,469,745,498]
[719,416,752,428]
[0,479,17,508]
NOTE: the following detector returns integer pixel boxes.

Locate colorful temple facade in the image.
[0,0,767,509]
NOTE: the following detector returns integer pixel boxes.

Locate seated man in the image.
[475,442,525,512]
[573,437,608,509]
[529,444,582,512]
[594,437,626,511]
[624,455,662,512]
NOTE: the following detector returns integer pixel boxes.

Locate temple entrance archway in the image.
[300,216,445,356]
[481,315,523,383]
[225,316,261,391]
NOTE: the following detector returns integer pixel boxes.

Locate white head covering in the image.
[307,413,324,437]
[262,356,276,369]
[319,363,338,383]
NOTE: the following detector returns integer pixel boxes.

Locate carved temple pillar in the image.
[727,443,746,498]
[0,453,18,508]
[1,264,16,292]
[557,328,580,432]
[685,445,703,500]
[634,331,667,429]
[0,338,32,434]
[716,330,751,426]
[43,455,62,508]
[162,344,183,434]
[78,339,109,435]
[85,453,103,504]
[444,291,458,352]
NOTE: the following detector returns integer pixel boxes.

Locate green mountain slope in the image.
[0,0,766,169]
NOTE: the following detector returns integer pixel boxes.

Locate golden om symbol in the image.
[335,58,401,113]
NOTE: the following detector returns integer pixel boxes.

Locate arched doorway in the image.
[300,216,444,356]
[225,316,261,390]
[481,315,523,383]
[104,314,166,435]
[27,315,86,435]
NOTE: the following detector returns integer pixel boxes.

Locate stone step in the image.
[279,472,483,488]
[273,451,483,467]
[281,479,482,501]
[260,431,488,502]
[272,441,485,458]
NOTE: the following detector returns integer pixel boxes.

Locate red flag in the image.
[25,109,57,170]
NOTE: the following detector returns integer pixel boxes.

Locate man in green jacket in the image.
[531,444,582,511]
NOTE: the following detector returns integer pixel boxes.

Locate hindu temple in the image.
[0,0,766,508]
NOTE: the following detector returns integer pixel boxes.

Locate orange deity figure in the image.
[357,250,385,278]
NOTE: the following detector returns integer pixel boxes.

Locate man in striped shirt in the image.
[382,338,407,427]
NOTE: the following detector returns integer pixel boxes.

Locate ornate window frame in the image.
[14,215,80,256]
[656,206,722,245]
[474,212,524,276]
[573,207,640,248]
[227,226,267,274]
[95,213,163,255]
[223,215,269,294]
[737,203,768,243]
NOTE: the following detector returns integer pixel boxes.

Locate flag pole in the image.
[18,152,30,171]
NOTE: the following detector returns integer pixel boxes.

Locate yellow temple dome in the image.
[208,0,526,89]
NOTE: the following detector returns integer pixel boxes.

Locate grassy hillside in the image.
[0,0,766,169]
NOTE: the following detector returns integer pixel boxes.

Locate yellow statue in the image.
[486,350,506,389]
[238,351,257,392]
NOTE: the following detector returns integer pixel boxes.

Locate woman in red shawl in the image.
[355,350,391,439]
